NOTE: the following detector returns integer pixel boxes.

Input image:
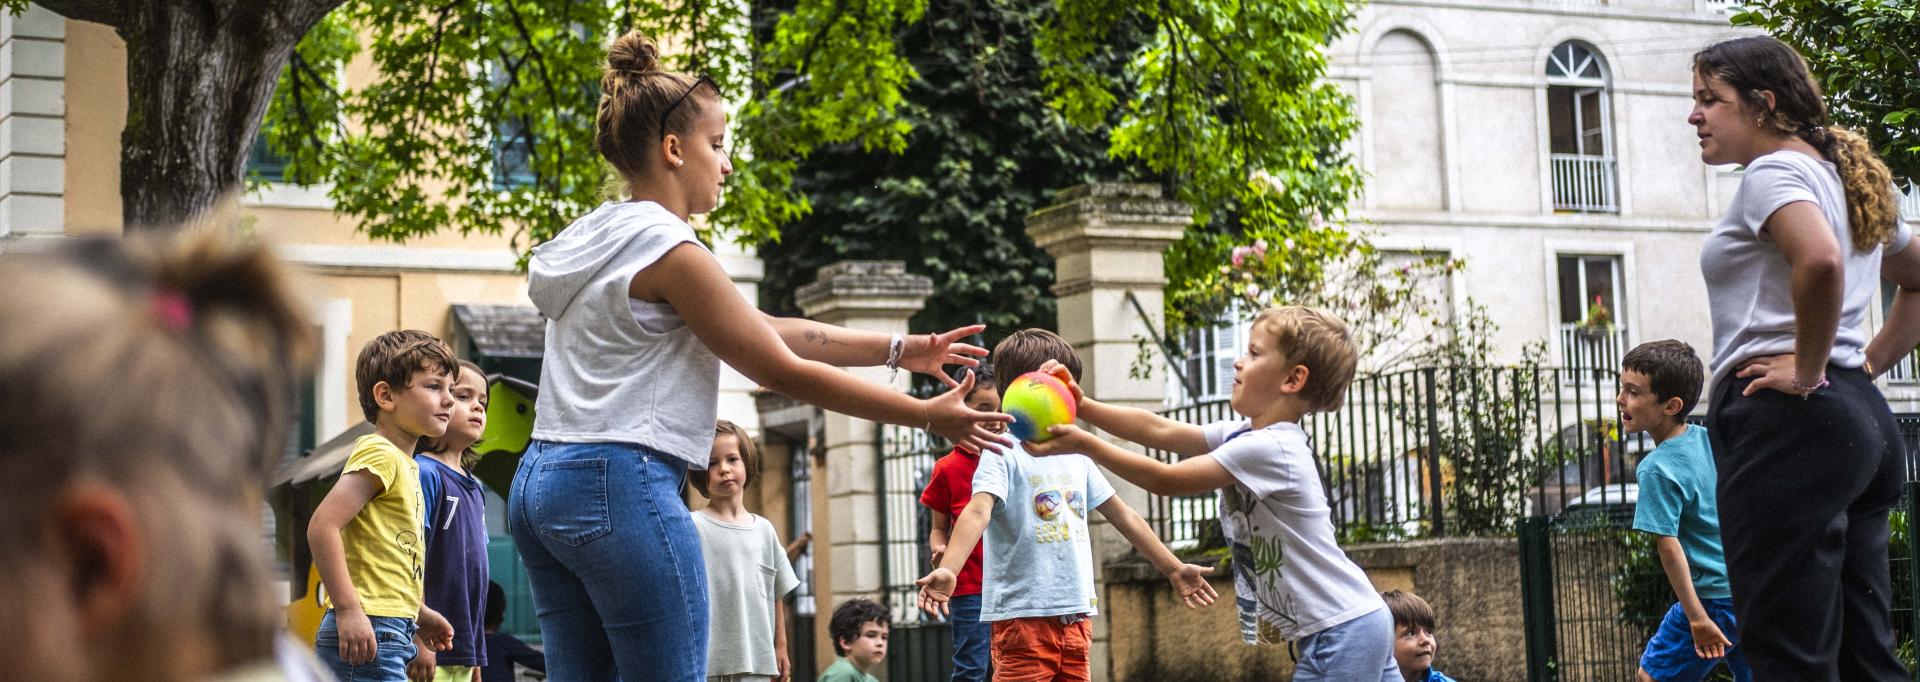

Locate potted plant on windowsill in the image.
[1576,295,1613,343]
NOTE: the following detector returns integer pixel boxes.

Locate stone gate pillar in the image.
[794,260,933,676]
[1026,183,1191,680]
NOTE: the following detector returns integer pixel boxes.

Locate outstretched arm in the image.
[1038,360,1210,457]
[1027,424,1236,497]
[767,316,987,384]
[917,493,995,616]
[1096,496,1217,609]
[636,244,1011,452]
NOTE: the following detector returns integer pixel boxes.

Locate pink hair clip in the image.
[151,288,193,331]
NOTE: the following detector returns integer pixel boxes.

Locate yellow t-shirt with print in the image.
[323,434,425,618]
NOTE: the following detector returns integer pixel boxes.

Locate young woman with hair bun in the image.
[510,31,1012,680]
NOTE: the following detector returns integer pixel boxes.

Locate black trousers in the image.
[1708,365,1906,681]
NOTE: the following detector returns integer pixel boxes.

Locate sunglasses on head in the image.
[659,74,717,139]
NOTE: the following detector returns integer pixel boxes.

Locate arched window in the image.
[1545,41,1616,212]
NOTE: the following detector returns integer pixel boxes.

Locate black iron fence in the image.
[1520,428,1920,682]
[876,422,955,682]
[1149,365,1628,545]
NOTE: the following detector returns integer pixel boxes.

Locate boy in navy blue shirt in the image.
[1620,340,1750,682]
[411,360,493,681]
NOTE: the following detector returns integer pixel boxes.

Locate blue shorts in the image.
[1639,599,1752,682]
[314,611,417,682]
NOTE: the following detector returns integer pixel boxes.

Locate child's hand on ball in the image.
[1037,359,1084,405]
[1025,424,1097,457]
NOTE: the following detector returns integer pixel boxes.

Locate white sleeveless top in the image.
[526,201,722,466]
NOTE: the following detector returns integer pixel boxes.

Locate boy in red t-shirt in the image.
[920,363,1000,681]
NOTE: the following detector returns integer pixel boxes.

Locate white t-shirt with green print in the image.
[1205,420,1385,644]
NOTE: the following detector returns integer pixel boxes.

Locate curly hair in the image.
[828,598,891,656]
[1694,36,1899,253]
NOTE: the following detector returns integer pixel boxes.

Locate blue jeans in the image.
[509,440,709,681]
[948,593,990,681]
[314,611,417,682]
[1639,599,1753,682]
[1294,607,1400,682]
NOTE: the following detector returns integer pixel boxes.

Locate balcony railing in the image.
[1551,154,1618,213]
[1560,324,1628,386]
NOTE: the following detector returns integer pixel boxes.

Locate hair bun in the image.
[606,31,662,76]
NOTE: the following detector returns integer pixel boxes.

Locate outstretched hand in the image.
[901,325,990,386]
[924,370,1014,453]
[1166,563,1219,610]
[1024,424,1101,458]
[916,568,958,617]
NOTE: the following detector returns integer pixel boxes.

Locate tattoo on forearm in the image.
[802,329,849,346]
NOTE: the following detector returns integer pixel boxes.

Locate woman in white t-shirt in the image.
[508,31,1012,682]
[1692,35,1919,678]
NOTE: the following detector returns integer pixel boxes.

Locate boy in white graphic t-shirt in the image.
[916,329,1218,682]
[1028,306,1398,681]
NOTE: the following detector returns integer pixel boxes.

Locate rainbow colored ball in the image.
[1003,371,1078,442]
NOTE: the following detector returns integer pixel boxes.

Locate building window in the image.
[492,117,537,190]
[1546,42,1616,213]
[1557,254,1627,380]
[247,129,293,183]
[1167,306,1250,406]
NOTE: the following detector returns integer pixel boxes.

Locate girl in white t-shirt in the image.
[1691,35,1920,678]
[1027,306,1398,681]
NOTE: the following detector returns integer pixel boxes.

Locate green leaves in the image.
[1731,0,1920,183]
[260,0,1368,335]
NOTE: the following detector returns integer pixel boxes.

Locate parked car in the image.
[1559,482,1638,528]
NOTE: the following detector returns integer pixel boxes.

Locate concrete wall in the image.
[1104,538,1524,682]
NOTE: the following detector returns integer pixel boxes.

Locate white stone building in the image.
[1175,0,1920,411]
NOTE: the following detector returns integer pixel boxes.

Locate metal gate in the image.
[877,421,955,681]
[1520,420,1920,682]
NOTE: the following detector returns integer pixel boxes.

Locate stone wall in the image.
[1103,537,1524,682]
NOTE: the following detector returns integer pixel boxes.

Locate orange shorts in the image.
[989,615,1093,682]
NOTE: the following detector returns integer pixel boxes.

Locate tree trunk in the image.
[39,0,344,230]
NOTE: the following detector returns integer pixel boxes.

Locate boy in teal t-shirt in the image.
[1620,340,1750,682]
[818,598,888,682]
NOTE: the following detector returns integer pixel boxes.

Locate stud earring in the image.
[674,159,684,167]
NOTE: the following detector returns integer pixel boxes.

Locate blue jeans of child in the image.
[1293,607,1400,682]
[948,593,990,681]
[1639,599,1752,682]
[314,611,417,682]
[509,440,710,681]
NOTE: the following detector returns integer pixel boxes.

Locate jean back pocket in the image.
[532,458,613,546]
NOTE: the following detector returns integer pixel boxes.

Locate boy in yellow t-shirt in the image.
[307,330,459,681]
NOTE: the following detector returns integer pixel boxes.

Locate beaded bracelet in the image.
[885,332,905,381]
[1793,372,1829,399]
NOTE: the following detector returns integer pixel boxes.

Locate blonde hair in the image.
[417,359,488,469]
[690,420,761,497]
[0,226,314,680]
[1694,36,1899,252]
[596,31,719,185]
[1252,306,1358,413]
